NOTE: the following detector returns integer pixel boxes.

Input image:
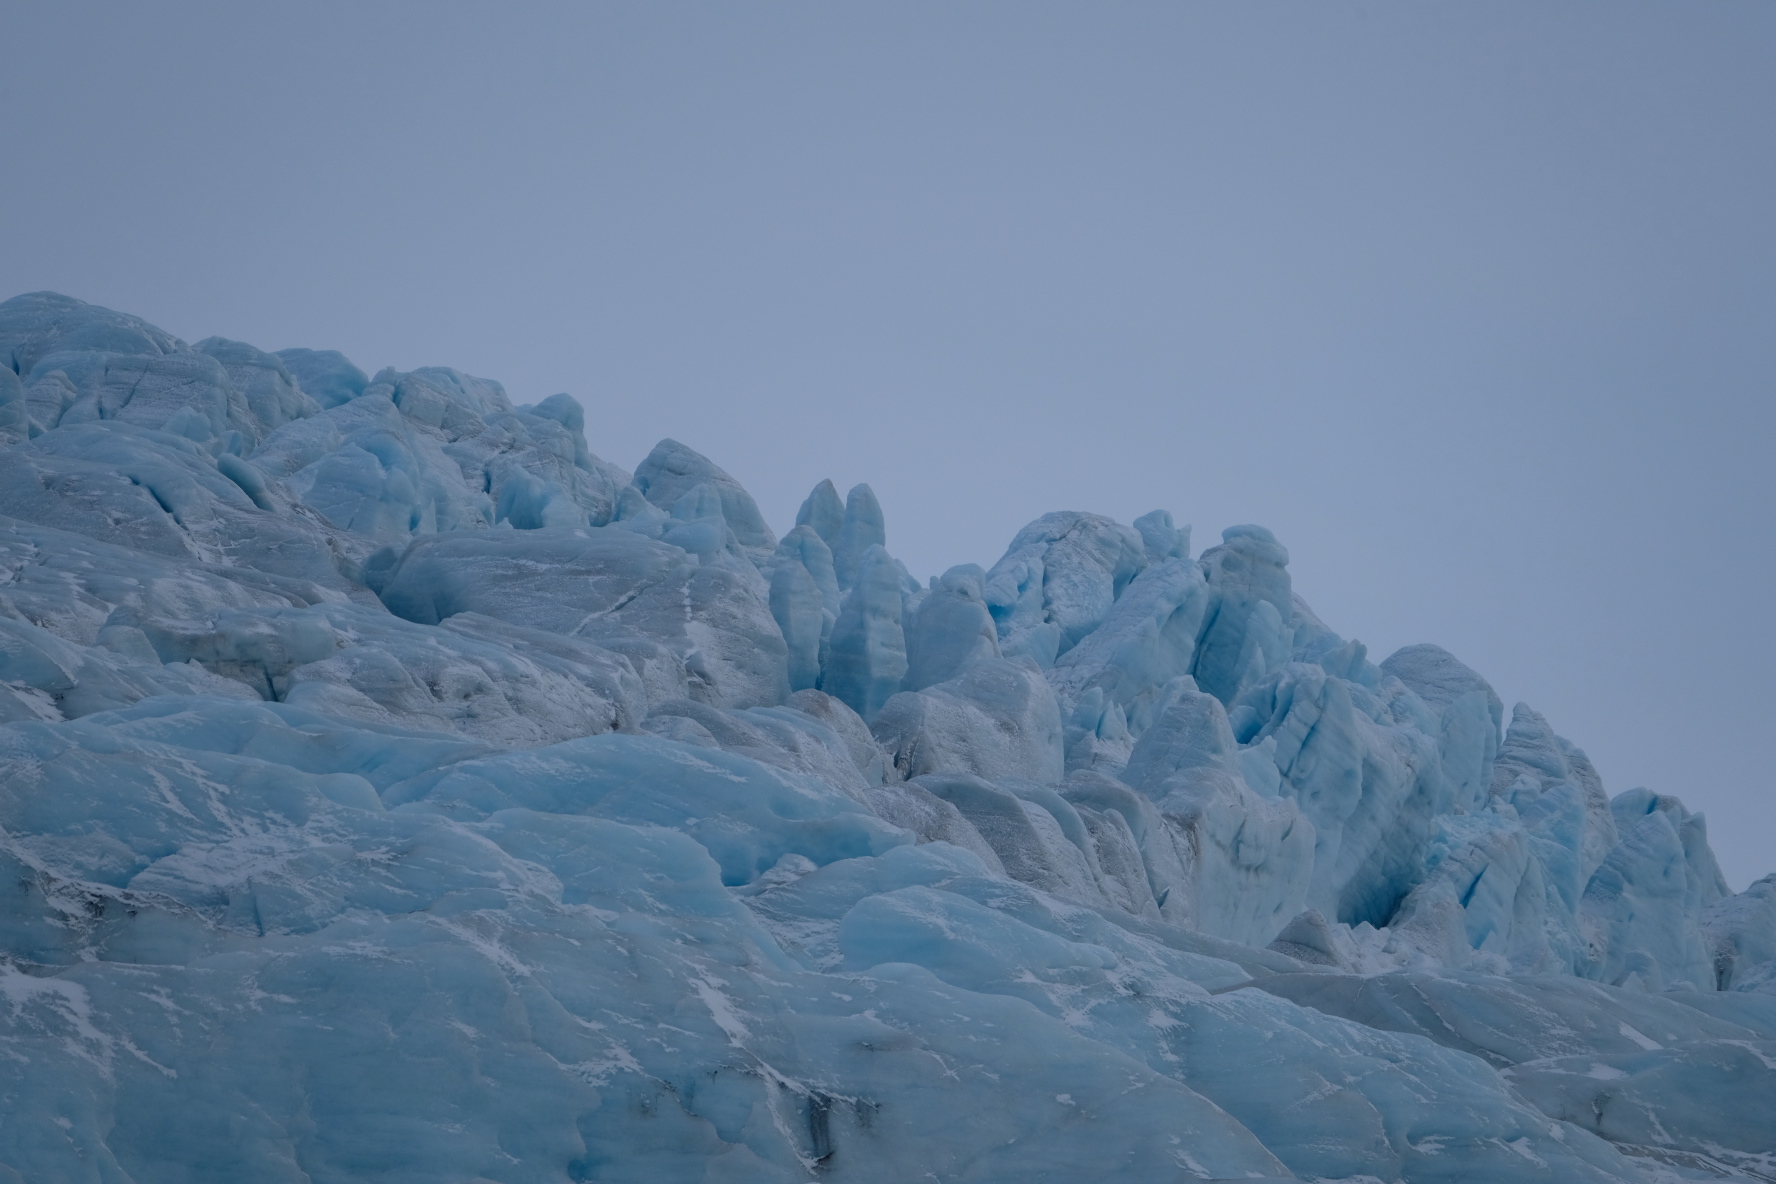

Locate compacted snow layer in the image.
[2,291,1773,1182]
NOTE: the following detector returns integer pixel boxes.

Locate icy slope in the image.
[2,291,1773,1183]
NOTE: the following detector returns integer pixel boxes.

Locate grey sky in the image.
[4,3,1772,887]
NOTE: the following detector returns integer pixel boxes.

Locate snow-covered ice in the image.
[2,291,1773,1182]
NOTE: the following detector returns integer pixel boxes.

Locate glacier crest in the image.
[1,291,1772,1183]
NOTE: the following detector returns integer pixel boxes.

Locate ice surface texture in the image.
[2,291,1773,1183]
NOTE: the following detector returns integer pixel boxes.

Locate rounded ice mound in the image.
[275,347,368,409]
[0,290,184,375]
[384,731,911,885]
[983,510,1148,665]
[372,525,791,709]
[633,437,777,562]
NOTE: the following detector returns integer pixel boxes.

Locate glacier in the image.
[1,289,1772,1183]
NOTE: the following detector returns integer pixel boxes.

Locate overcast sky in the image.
[4,2,1772,887]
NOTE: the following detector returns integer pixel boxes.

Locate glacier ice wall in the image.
[2,291,1773,1183]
